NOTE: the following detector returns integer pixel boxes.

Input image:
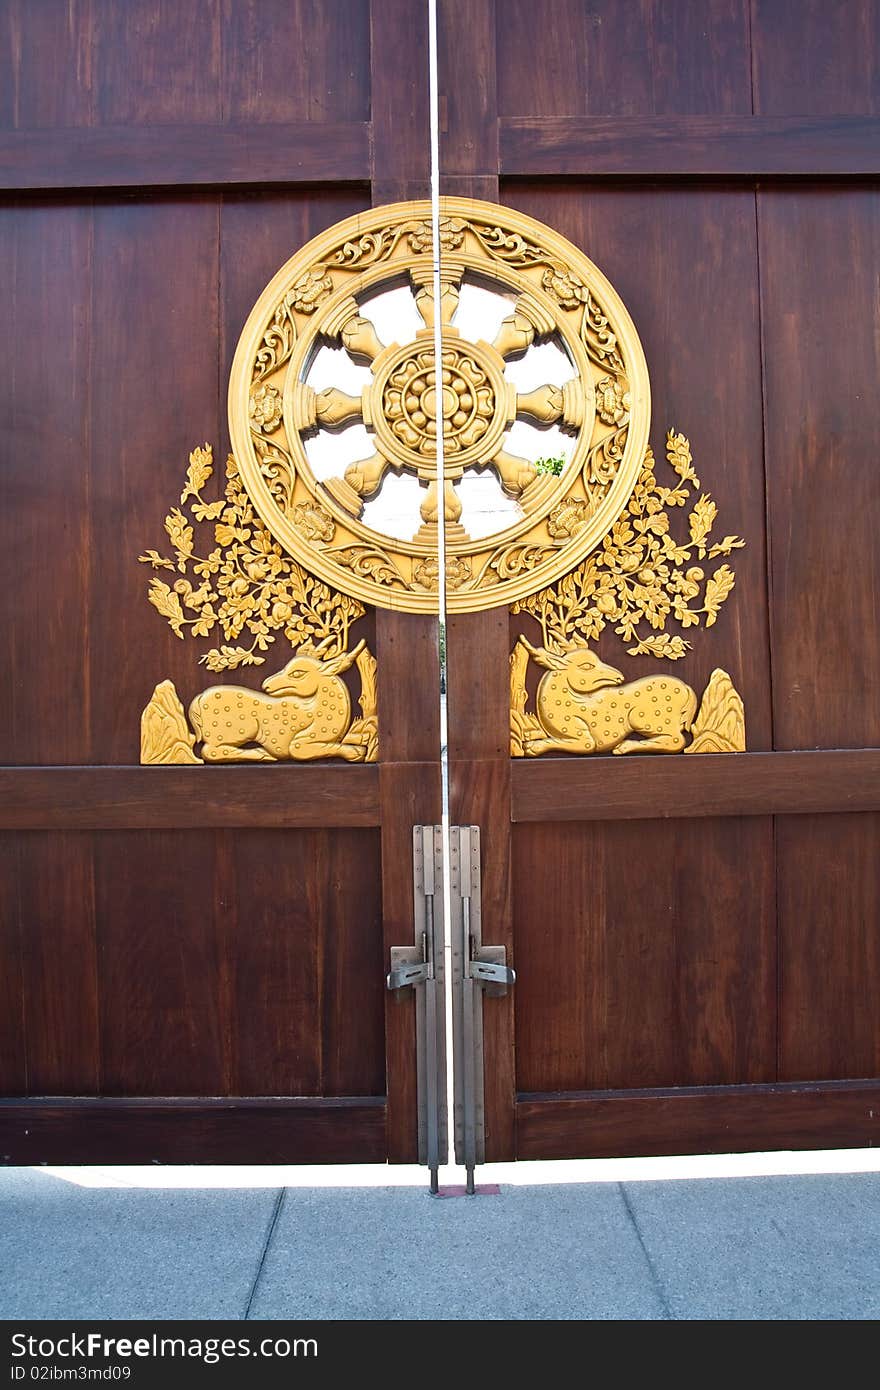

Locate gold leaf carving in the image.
[229,198,650,614]
[292,500,335,543]
[140,444,377,763]
[685,669,746,753]
[412,555,472,591]
[667,429,699,486]
[141,443,367,672]
[547,497,593,540]
[249,383,283,433]
[328,545,407,588]
[147,579,186,637]
[180,443,214,503]
[141,681,203,764]
[138,548,174,571]
[703,564,736,627]
[596,378,630,427]
[285,267,333,314]
[164,508,194,570]
[510,427,747,756]
[188,640,377,763]
[511,642,745,759]
[512,432,742,658]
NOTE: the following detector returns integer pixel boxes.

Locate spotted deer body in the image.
[189,641,365,762]
[522,640,697,755]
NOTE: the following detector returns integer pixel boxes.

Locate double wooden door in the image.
[2,0,879,1169]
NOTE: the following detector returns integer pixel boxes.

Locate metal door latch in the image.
[469,956,516,989]
[386,826,447,1192]
[386,824,513,1195]
[451,825,514,1193]
[386,956,431,990]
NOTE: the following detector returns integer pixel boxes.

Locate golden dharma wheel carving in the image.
[228,197,651,613]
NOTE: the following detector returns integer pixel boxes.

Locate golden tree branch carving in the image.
[139,444,365,672]
[511,430,744,661]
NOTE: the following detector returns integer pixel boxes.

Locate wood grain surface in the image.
[2,0,879,1167]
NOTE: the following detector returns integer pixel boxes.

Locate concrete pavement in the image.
[2,1159,879,1320]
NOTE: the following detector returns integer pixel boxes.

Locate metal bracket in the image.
[450,825,514,1193]
[386,825,448,1192]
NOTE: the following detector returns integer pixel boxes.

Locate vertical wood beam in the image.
[370,0,439,1161]
[438,0,516,1160]
[438,0,500,200]
[370,0,432,203]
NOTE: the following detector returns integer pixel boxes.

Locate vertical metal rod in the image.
[422,826,440,1193]
[423,893,439,1193]
[461,895,476,1192]
[459,827,477,1193]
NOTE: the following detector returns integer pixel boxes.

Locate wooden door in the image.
[439,0,880,1160]
[0,0,440,1165]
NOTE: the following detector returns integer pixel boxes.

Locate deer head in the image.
[522,639,624,694]
[262,640,365,698]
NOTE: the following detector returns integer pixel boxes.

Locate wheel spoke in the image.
[490,448,539,499]
[314,387,365,429]
[491,291,556,360]
[516,384,564,425]
[322,295,387,362]
[411,266,462,331]
[516,379,587,432]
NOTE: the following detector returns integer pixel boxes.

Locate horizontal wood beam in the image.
[516,1080,880,1160]
[500,115,880,178]
[511,748,880,822]
[0,1096,386,1164]
[0,765,382,829]
[0,122,371,192]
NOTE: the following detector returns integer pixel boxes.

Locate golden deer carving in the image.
[519,639,697,755]
[510,638,745,757]
[167,640,377,763]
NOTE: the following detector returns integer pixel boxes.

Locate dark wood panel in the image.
[89,197,221,765]
[496,0,752,118]
[437,18,512,1158]
[95,830,228,1094]
[105,827,381,1096]
[759,189,880,750]
[446,611,508,762]
[446,611,515,1161]
[512,749,880,822]
[501,116,880,176]
[369,0,430,203]
[313,830,386,1098]
[93,0,221,125]
[225,829,385,1098]
[516,1080,880,1159]
[0,1096,386,1164]
[438,0,499,194]
[0,202,93,764]
[0,0,94,129]
[0,122,372,191]
[779,813,880,1082]
[17,833,99,1093]
[449,757,515,1161]
[376,613,440,763]
[1,0,372,132]
[752,0,880,117]
[219,189,370,421]
[504,184,772,751]
[379,760,442,1162]
[513,818,775,1091]
[0,766,381,828]
[0,836,25,1093]
[220,0,371,123]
